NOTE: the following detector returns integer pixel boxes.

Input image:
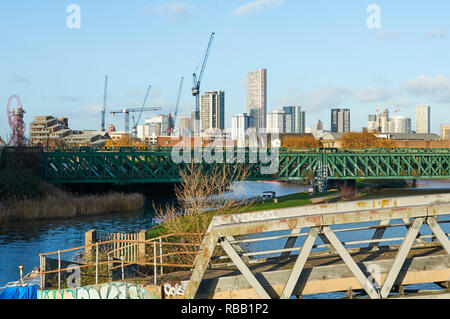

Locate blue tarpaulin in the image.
[0,285,38,299]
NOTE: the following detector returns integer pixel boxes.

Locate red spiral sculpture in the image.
[6,94,27,147]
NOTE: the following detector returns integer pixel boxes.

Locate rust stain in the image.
[357,201,367,209]
[286,218,298,229]
[306,216,322,226]
[380,199,391,208]
[246,224,266,234]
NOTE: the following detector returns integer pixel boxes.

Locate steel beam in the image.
[183,230,219,299]
[369,219,390,248]
[280,227,319,299]
[380,217,425,299]
[220,238,271,299]
[427,217,450,254]
[281,227,302,258]
[322,226,380,299]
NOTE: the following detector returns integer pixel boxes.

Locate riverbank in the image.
[0,190,146,224]
[149,179,450,238]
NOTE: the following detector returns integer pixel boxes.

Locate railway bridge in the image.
[38,147,450,187]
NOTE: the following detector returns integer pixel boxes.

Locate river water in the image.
[1,180,449,297]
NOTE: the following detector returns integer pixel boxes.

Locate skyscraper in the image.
[232,113,252,145]
[247,68,267,132]
[200,91,225,131]
[314,120,323,132]
[416,105,431,134]
[267,109,292,134]
[331,108,350,133]
[391,116,412,134]
[283,106,305,133]
[178,116,191,135]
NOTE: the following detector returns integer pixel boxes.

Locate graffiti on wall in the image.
[37,282,160,299]
[163,281,187,297]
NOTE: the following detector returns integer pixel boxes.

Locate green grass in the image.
[237,190,338,213]
[358,187,450,200]
[147,190,339,239]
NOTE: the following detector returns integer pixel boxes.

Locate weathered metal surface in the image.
[280,227,319,299]
[194,251,450,299]
[220,238,271,299]
[427,216,450,254]
[185,195,450,299]
[380,217,424,298]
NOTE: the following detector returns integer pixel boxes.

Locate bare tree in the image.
[152,163,253,265]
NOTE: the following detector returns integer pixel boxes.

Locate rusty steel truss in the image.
[184,194,450,299]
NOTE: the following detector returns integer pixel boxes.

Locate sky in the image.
[1,0,449,138]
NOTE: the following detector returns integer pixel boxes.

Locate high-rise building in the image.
[267,109,292,134]
[247,68,267,132]
[200,91,225,132]
[441,124,450,140]
[367,114,378,132]
[177,116,191,135]
[391,116,412,134]
[380,109,390,134]
[314,120,323,132]
[283,106,305,133]
[416,105,430,134]
[232,113,252,145]
[331,108,350,133]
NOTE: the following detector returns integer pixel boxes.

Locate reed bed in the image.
[0,190,145,223]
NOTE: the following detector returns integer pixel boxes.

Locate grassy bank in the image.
[0,190,146,223]
[148,182,450,239]
[147,190,339,239]
[0,168,145,223]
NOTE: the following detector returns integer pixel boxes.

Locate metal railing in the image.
[39,233,203,290]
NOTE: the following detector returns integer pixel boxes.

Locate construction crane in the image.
[100,75,108,132]
[110,86,161,133]
[168,76,184,135]
[131,85,152,135]
[192,32,215,136]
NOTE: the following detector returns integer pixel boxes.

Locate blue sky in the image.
[1,0,449,137]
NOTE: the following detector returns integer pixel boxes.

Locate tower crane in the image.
[168,76,184,135]
[131,85,152,135]
[110,85,161,133]
[100,75,108,132]
[192,32,215,136]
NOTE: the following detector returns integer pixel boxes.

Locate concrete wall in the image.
[37,282,161,299]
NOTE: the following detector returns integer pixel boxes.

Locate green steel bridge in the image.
[36,147,450,184]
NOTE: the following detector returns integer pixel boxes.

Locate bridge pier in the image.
[315,178,328,193]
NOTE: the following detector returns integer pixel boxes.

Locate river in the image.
[0,181,308,287]
[1,180,449,298]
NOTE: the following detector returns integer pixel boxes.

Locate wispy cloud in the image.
[9,76,30,84]
[231,0,285,17]
[82,103,104,115]
[277,86,350,113]
[423,29,447,39]
[148,1,195,18]
[402,74,450,103]
[376,31,398,40]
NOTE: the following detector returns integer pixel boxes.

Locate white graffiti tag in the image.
[163,282,186,297]
[232,210,277,224]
